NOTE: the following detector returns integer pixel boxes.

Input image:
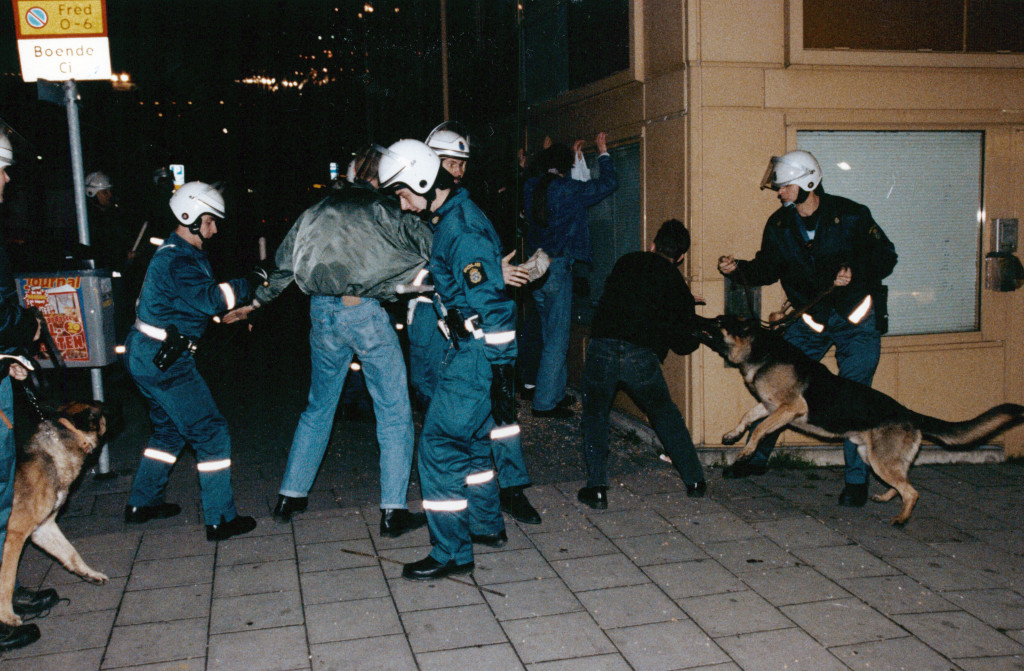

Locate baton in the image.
[131,222,149,254]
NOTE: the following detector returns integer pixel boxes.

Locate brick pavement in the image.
[3,455,1024,670]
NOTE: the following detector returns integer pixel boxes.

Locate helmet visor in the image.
[0,118,34,169]
[759,155,813,191]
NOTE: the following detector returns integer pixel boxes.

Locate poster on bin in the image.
[18,276,90,363]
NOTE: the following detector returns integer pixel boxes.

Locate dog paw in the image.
[85,572,109,585]
[721,432,742,445]
[889,516,908,527]
[0,611,22,627]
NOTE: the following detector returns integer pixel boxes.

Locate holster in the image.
[152,325,197,371]
[872,285,889,335]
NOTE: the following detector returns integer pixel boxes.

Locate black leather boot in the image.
[471,529,508,547]
[499,487,542,524]
[206,514,257,541]
[0,622,40,652]
[12,586,59,617]
[272,495,308,523]
[577,486,608,510]
[838,482,869,507]
[380,509,428,538]
[402,555,474,581]
[124,502,181,524]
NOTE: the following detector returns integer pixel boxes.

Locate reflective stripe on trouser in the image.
[490,428,531,490]
[125,330,237,525]
[418,340,504,565]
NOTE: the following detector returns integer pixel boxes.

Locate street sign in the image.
[11,0,111,82]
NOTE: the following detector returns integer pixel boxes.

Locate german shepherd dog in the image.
[0,401,109,626]
[694,315,1024,525]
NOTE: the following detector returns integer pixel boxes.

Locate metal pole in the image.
[440,0,449,121]
[64,80,111,477]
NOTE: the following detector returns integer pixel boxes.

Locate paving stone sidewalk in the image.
[3,458,1024,670]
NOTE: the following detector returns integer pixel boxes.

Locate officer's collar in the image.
[434,185,467,217]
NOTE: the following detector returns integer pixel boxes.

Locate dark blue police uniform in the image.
[418,188,518,566]
[126,232,252,526]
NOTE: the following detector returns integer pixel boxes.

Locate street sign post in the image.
[11,0,111,82]
[10,0,114,476]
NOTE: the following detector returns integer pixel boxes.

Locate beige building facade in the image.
[524,1,1024,457]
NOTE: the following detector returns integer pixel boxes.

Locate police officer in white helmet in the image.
[717,150,898,507]
[124,181,262,541]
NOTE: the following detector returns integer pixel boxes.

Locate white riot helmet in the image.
[169,181,225,232]
[0,131,12,169]
[84,171,113,197]
[759,150,822,192]
[425,122,470,160]
[377,139,442,196]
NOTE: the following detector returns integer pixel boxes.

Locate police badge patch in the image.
[463,261,487,287]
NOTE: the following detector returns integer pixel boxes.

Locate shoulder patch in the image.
[462,261,487,287]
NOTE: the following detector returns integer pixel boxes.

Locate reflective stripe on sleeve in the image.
[219,283,237,310]
[143,447,177,464]
[197,458,232,472]
[847,295,873,325]
[490,424,520,440]
[484,330,516,345]
[801,313,825,333]
[422,499,469,512]
[466,470,495,485]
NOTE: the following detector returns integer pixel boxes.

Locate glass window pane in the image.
[797,131,983,336]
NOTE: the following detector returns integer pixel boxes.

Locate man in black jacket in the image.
[718,150,898,506]
[577,219,706,510]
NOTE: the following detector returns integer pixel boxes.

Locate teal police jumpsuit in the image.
[418,188,518,566]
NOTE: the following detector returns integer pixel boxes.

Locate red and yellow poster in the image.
[20,276,90,363]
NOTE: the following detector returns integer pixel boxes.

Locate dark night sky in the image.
[0,0,520,257]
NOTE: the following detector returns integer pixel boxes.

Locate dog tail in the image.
[914,403,1024,450]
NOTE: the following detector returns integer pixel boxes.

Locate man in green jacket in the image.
[251,145,434,538]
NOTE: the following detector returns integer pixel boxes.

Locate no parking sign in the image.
[11,0,111,82]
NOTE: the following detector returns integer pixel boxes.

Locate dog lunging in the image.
[695,315,1024,525]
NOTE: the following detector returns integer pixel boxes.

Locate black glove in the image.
[490,363,517,426]
[246,264,270,290]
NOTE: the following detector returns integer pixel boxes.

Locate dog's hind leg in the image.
[864,429,921,526]
[31,517,108,585]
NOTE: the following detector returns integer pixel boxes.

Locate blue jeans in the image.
[582,338,704,487]
[126,330,237,526]
[747,310,881,484]
[531,256,573,411]
[279,296,414,509]
[0,377,15,552]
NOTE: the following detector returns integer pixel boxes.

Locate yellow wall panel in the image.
[699,0,784,64]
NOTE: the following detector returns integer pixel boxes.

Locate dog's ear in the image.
[59,401,106,434]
